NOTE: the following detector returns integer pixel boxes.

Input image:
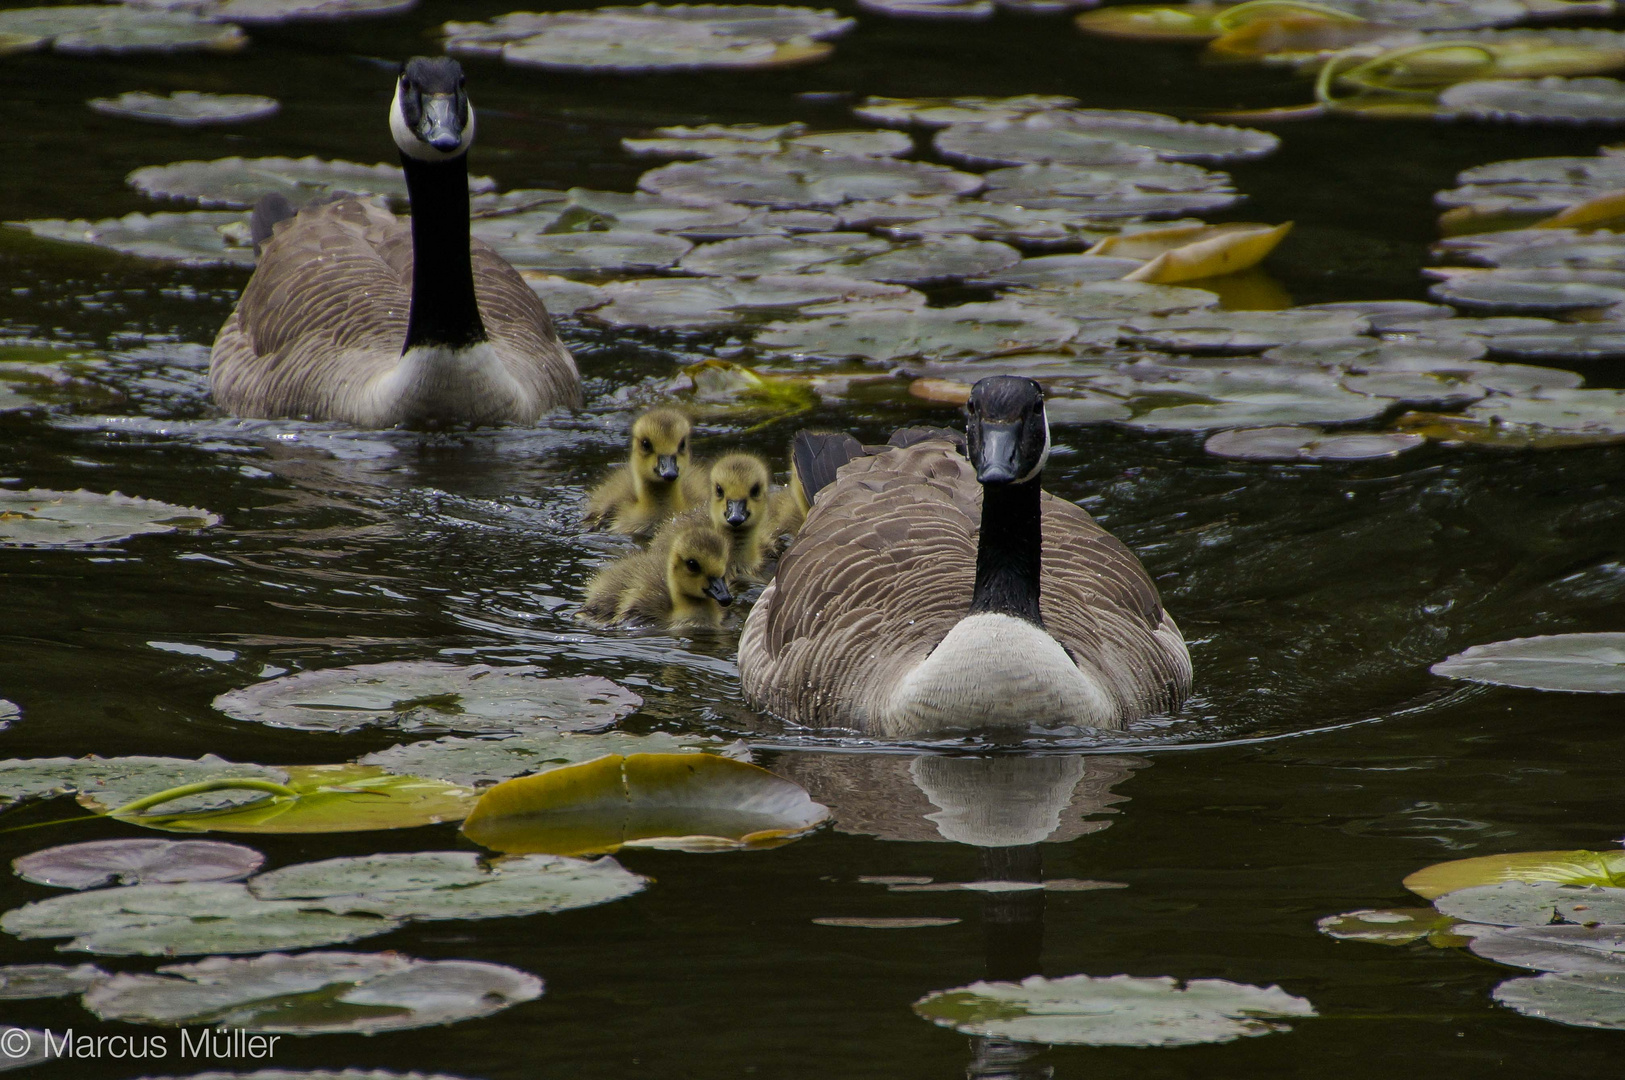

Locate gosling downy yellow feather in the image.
[584,408,703,536]
[581,522,733,630]
[657,452,777,581]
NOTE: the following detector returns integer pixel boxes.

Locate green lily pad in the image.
[0,6,246,54]
[975,253,1147,286]
[1,882,399,956]
[0,701,15,728]
[521,273,611,317]
[0,964,107,999]
[856,0,994,18]
[0,755,285,814]
[842,236,1023,284]
[1399,388,1625,447]
[1431,633,1625,692]
[936,112,1278,167]
[1430,271,1625,314]
[1439,75,1625,122]
[1340,369,1487,407]
[870,203,1119,250]
[127,156,483,210]
[213,662,640,735]
[563,188,754,233]
[1471,924,1625,972]
[84,951,542,1033]
[913,973,1316,1047]
[249,851,646,919]
[134,1074,470,1080]
[680,232,893,276]
[980,161,1242,217]
[476,229,693,272]
[462,752,829,856]
[89,91,279,126]
[1436,881,1625,926]
[626,125,912,158]
[360,730,728,788]
[1405,849,1625,899]
[587,274,915,329]
[206,0,417,22]
[1123,309,1370,353]
[639,149,983,208]
[854,94,1079,128]
[1495,971,1625,1028]
[1317,907,1460,944]
[8,212,254,267]
[1205,426,1426,460]
[813,916,962,928]
[1486,324,1625,361]
[754,301,1079,362]
[14,839,264,890]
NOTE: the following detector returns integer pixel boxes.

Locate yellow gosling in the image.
[657,452,776,581]
[581,522,733,631]
[584,408,695,536]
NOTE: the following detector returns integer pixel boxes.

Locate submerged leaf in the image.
[462,752,829,856]
[1405,849,1625,899]
[13,839,264,890]
[1431,633,1625,692]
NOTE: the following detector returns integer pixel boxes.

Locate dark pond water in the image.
[2,1,1625,1076]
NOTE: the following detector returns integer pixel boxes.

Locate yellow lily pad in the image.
[1093,222,1293,283]
[461,752,830,857]
[1404,849,1625,900]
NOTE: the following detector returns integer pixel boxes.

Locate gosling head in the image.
[629,408,691,488]
[390,56,475,163]
[708,453,770,532]
[966,375,1049,486]
[666,525,732,616]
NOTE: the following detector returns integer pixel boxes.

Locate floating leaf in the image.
[8,212,254,267]
[754,301,1079,362]
[560,188,754,234]
[0,755,285,814]
[127,156,479,211]
[1430,633,1625,692]
[1495,971,1625,1028]
[1204,426,1425,460]
[471,228,692,273]
[914,973,1316,1047]
[626,125,912,159]
[521,273,611,317]
[1405,849,1625,899]
[0,6,246,54]
[214,662,640,735]
[1122,309,1369,353]
[249,851,646,920]
[0,702,15,729]
[1439,75,1625,122]
[856,0,994,19]
[0,1029,50,1071]
[89,91,279,126]
[844,236,1022,284]
[85,951,542,1033]
[680,232,893,275]
[813,916,961,927]
[1,882,399,956]
[13,839,264,890]
[937,111,1278,169]
[1486,324,1625,360]
[204,0,418,22]
[1436,881,1625,926]
[1089,221,1290,282]
[1429,270,1625,313]
[975,253,1147,286]
[640,149,983,208]
[1471,924,1625,973]
[360,731,728,788]
[855,94,1079,128]
[1398,388,1625,446]
[462,753,830,856]
[678,358,822,420]
[587,274,914,329]
[1317,907,1459,944]
[0,964,107,999]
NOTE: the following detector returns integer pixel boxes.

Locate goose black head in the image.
[965,375,1050,486]
[390,56,475,162]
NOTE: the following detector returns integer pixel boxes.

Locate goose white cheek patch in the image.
[1019,414,1051,483]
[389,91,475,162]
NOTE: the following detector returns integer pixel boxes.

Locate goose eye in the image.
[750,484,761,498]
[640,438,653,452]
[685,558,700,573]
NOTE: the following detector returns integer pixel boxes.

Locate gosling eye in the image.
[640,438,653,452]
[715,485,724,497]
[678,439,687,452]
[685,558,700,573]
[749,483,761,498]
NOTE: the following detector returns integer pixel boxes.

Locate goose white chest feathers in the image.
[208,56,580,428]
[737,376,1192,737]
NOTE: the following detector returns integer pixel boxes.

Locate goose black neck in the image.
[970,475,1043,626]
[401,151,486,352]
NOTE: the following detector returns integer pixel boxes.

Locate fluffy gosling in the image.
[584,408,703,536]
[581,522,733,631]
[658,452,777,581]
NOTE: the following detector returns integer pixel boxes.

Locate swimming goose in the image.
[738,375,1192,736]
[210,56,580,427]
[584,407,703,536]
[581,521,733,630]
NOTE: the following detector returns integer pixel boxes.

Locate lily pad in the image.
[845,236,1023,284]
[812,916,962,927]
[1122,309,1369,353]
[754,301,1079,362]
[587,274,914,329]
[914,973,1316,1047]
[475,229,693,273]
[128,156,478,210]
[937,111,1279,168]
[205,0,418,22]
[856,0,994,18]
[521,273,612,317]
[975,253,1148,286]
[1204,426,1425,460]
[639,149,983,208]
[1405,849,1625,899]
[869,203,1118,249]
[0,1029,50,1071]
[8,212,254,267]
[1429,271,1625,314]
[1486,324,1625,361]
[1471,924,1625,972]
[0,882,399,956]
[560,188,754,234]
[360,731,728,788]
[0,701,15,728]
[1436,881,1625,926]
[0,964,107,999]
[0,755,286,815]
[85,951,542,1033]
[1431,633,1625,692]
[14,839,264,890]
[214,662,641,735]
[1400,388,1625,446]
[462,752,830,856]
[626,125,912,159]
[680,232,893,276]
[854,94,1079,128]
[1495,971,1625,1028]
[89,90,279,126]
[981,161,1242,217]
[1439,75,1625,122]
[1317,907,1459,944]
[249,851,646,919]
[0,6,246,54]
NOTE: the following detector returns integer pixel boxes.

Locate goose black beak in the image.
[418,94,465,153]
[704,577,733,606]
[974,423,1022,484]
[655,455,680,482]
[724,499,750,527]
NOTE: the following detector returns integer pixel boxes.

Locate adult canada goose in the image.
[580,521,733,630]
[657,452,775,581]
[584,407,702,536]
[210,56,581,427]
[739,376,1192,736]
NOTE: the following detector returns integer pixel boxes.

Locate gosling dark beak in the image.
[655,455,680,482]
[975,423,1023,485]
[724,499,750,528]
[418,94,464,153]
[703,577,733,607]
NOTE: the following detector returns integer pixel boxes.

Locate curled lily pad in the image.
[754,301,1079,362]
[0,882,399,956]
[14,839,264,890]
[249,851,646,920]
[462,753,830,856]
[213,662,640,735]
[1122,309,1369,353]
[89,91,279,126]
[1104,222,1292,282]
[937,111,1278,167]
[360,731,729,788]
[854,94,1079,128]
[1429,271,1625,314]
[521,273,611,317]
[1471,924,1625,972]
[1397,388,1625,447]
[1404,849,1625,899]
[8,212,254,267]
[127,157,477,210]
[640,149,983,208]
[1317,908,1460,944]
[678,359,822,419]
[0,6,246,54]
[1430,633,1625,692]
[914,973,1316,1047]
[477,230,693,273]
[1204,426,1425,460]
[0,964,107,999]
[1439,75,1625,122]
[85,951,542,1033]
[1495,971,1625,1028]
[1436,881,1625,926]
[0,756,288,817]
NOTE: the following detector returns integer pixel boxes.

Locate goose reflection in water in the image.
[774,752,1146,1080]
